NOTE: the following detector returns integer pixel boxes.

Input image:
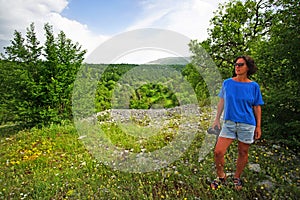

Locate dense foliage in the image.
[1,40,208,127]
[189,0,299,147]
[72,63,208,117]
[0,23,86,127]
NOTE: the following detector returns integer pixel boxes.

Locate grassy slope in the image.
[0,123,299,200]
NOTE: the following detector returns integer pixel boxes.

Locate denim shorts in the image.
[219,120,256,144]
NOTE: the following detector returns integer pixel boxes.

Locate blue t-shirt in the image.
[218,78,264,126]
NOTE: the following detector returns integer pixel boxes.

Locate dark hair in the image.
[232,55,257,77]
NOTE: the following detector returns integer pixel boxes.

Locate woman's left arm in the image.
[253,105,262,140]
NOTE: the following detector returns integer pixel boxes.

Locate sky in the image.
[0,0,227,64]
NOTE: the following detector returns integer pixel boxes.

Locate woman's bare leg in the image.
[234,141,250,178]
[214,137,234,177]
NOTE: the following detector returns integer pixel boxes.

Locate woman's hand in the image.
[254,126,262,140]
[212,119,221,130]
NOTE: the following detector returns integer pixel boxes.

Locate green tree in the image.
[190,0,274,78]
[253,0,300,146]
[43,23,58,75]
[2,23,42,64]
[0,61,23,123]
[1,22,86,127]
[182,63,209,103]
[3,31,28,62]
[25,23,42,63]
[44,29,86,122]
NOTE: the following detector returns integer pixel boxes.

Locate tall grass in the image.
[0,123,299,199]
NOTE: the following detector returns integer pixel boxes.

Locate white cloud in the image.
[0,0,107,56]
[0,0,67,39]
[112,0,226,64]
[0,0,226,62]
[126,0,225,41]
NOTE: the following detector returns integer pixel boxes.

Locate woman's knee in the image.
[214,148,226,158]
[238,149,249,157]
[238,142,250,157]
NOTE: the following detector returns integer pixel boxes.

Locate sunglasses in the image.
[234,63,245,67]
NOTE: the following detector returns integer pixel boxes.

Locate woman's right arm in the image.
[212,98,224,129]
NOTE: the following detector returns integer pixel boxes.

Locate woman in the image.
[210,55,264,190]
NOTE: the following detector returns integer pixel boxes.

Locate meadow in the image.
[1,115,299,199]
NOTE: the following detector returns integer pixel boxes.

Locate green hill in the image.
[147,57,190,65]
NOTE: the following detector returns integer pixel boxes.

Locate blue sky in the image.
[61,0,142,34]
[0,0,227,63]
